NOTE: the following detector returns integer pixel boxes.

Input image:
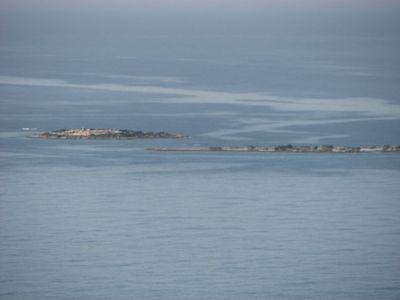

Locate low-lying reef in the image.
[32,128,185,139]
[147,144,400,153]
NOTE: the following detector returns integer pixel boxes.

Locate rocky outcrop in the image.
[32,128,185,139]
[147,144,400,153]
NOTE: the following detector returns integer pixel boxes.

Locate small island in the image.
[147,144,400,153]
[32,128,185,140]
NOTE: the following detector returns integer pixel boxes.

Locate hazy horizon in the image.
[1,0,400,37]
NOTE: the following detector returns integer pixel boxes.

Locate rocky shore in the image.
[31,129,400,153]
[32,128,185,139]
[147,144,400,153]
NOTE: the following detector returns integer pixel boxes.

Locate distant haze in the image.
[1,0,400,37]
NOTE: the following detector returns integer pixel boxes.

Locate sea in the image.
[1,35,400,299]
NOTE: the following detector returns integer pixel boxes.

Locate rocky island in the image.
[32,128,185,139]
[147,144,400,153]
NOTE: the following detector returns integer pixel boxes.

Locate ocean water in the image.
[1,35,400,299]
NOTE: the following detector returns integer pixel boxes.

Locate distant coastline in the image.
[147,145,400,153]
[30,129,400,153]
[32,128,185,140]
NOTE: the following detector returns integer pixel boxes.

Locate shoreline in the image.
[146,145,400,153]
[32,128,186,140]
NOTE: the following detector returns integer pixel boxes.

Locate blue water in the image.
[1,35,400,299]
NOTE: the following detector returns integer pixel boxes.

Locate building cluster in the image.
[33,128,184,139]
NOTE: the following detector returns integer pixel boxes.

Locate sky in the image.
[1,0,400,37]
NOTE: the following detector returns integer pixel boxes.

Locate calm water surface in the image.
[0,137,400,299]
[1,35,400,299]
